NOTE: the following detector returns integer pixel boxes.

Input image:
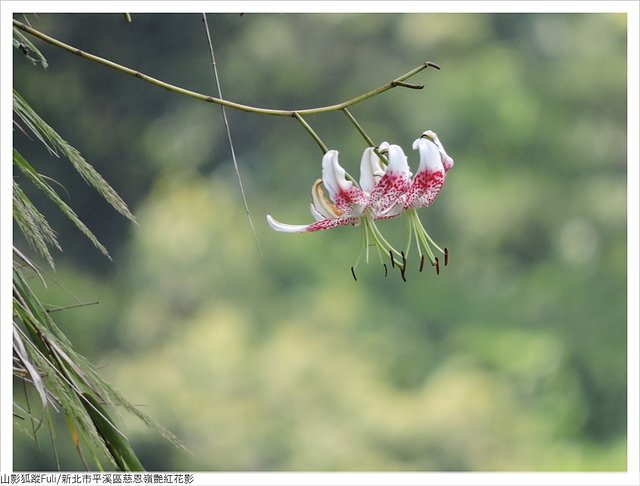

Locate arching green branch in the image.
[12,19,440,117]
[342,108,388,164]
[293,113,328,153]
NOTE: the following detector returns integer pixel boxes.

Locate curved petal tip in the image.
[266,214,309,233]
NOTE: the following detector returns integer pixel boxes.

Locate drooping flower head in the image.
[405,130,454,209]
[401,130,454,274]
[267,130,454,280]
[267,145,411,233]
[267,150,367,233]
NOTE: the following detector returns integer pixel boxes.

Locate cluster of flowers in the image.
[267,130,454,280]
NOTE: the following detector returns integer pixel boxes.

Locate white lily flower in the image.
[402,130,455,274]
[267,130,455,280]
[358,146,385,193]
[405,130,454,209]
[267,150,367,233]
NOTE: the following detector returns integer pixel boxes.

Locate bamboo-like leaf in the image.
[12,53,175,469]
[46,413,61,470]
[14,247,48,289]
[13,27,48,68]
[65,415,91,470]
[13,326,52,409]
[14,266,186,464]
[82,393,145,471]
[13,321,117,470]
[13,181,60,268]
[13,90,136,223]
[14,148,111,259]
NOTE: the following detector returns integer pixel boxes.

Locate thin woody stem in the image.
[293,113,359,183]
[13,19,440,117]
[342,108,375,147]
[293,113,328,153]
[342,108,389,165]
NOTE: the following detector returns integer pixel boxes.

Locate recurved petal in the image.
[305,215,360,232]
[321,150,351,199]
[267,213,359,233]
[406,136,445,208]
[359,147,385,193]
[418,130,454,172]
[310,203,324,221]
[375,200,405,220]
[311,179,341,219]
[368,143,411,215]
[321,149,367,213]
[267,214,312,233]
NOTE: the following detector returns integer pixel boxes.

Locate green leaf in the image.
[13,148,111,259]
[13,90,136,223]
[13,265,186,465]
[13,326,50,409]
[81,393,145,471]
[13,181,60,268]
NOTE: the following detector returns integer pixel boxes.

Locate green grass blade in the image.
[81,393,145,471]
[13,181,59,268]
[14,265,184,465]
[14,148,111,259]
[13,90,135,223]
[13,325,50,409]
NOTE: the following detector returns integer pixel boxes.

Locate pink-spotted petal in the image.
[422,130,454,172]
[267,213,359,233]
[405,137,445,208]
[321,149,367,213]
[375,201,405,220]
[368,144,411,215]
[305,215,360,232]
[359,147,385,193]
[332,186,367,215]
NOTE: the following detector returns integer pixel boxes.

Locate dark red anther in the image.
[351,266,357,281]
[419,255,425,272]
[389,250,395,268]
[401,251,406,267]
[435,257,440,275]
[400,265,407,282]
[444,248,449,266]
[383,263,388,277]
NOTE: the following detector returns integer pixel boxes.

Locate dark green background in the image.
[13,13,627,470]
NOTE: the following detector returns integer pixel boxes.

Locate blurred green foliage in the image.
[13,12,626,471]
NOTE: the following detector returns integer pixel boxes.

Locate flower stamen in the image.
[404,207,448,274]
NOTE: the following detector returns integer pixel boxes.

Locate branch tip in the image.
[391,81,424,90]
